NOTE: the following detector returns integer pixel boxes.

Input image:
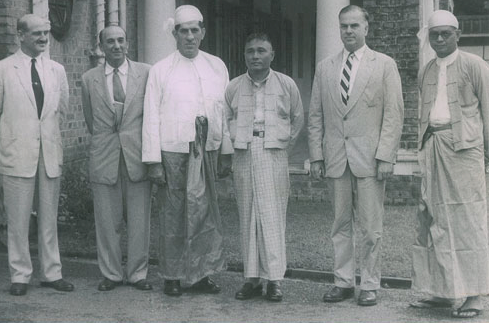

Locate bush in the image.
[59,159,93,221]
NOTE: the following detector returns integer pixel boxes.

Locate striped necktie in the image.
[340,52,354,106]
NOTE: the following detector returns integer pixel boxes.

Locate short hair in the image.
[174,21,205,31]
[339,5,369,23]
[17,14,50,32]
[245,32,273,50]
[98,25,127,44]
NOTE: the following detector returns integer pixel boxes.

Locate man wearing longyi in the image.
[410,10,489,319]
[142,5,233,296]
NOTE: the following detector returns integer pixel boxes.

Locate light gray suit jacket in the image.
[0,51,68,178]
[82,59,151,185]
[308,47,404,178]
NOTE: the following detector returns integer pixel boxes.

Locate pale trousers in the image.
[331,163,385,291]
[92,155,151,283]
[4,154,62,283]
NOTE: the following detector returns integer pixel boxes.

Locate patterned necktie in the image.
[31,58,44,118]
[113,68,125,103]
[340,52,354,106]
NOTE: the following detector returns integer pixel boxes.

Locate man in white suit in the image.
[308,5,403,306]
[0,14,74,296]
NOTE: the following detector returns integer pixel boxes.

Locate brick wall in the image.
[0,0,30,60]
[364,0,420,151]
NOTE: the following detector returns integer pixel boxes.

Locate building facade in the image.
[0,0,488,205]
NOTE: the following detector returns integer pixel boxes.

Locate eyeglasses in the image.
[429,31,456,40]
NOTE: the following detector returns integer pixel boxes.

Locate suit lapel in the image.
[40,57,54,117]
[123,60,140,117]
[13,53,37,111]
[345,47,375,114]
[94,65,115,114]
[328,52,345,114]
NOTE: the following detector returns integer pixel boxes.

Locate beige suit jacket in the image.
[308,47,404,178]
[0,51,68,178]
[82,60,151,185]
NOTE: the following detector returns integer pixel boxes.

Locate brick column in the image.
[138,0,176,64]
[315,0,349,64]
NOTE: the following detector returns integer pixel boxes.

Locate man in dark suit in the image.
[308,5,404,306]
[0,14,74,296]
[82,25,152,292]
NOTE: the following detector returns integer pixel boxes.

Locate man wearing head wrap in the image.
[410,9,489,319]
[142,5,232,296]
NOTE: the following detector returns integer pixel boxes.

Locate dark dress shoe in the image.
[266,283,283,302]
[357,290,377,306]
[40,279,74,292]
[10,283,28,296]
[97,278,122,291]
[235,282,263,300]
[164,280,182,296]
[191,277,221,294]
[130,279,153,291]
[323,286,354,302]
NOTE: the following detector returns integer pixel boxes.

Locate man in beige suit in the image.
[308,5,403,306]
[0,14,74,296]
[82,25,152,292]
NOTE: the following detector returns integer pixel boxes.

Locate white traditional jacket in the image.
[142,50,233,163]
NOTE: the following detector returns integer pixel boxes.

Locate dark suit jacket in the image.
[82,59,151,184]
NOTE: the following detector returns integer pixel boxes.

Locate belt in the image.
[253,130,265,138]
[421,124,452,150]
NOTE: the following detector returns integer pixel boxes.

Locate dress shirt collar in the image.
[342,44,367,63]
[436,49,459,67]
[105,59,128,76]
[246,69,272,87]
[19,49,43,69]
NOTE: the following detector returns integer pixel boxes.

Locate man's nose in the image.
[185,31,194,40]
[437,34,444,42]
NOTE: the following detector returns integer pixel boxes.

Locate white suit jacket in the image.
[308,47,404,178]
[0,51,68,178]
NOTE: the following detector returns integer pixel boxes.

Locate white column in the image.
[119,0,127,30]
[33,0,50,57]
[417,0,437,68]
[107,0,119,25]
[315,0,349,64]
[138,0,176,64]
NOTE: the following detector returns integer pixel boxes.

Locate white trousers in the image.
[4,154,62,283]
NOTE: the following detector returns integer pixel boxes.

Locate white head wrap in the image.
[175,5,203,25]
[428,10,459,29]
[164,5,203,32]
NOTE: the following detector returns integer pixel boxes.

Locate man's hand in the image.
[147,163,166,186]
[310,160,325,180]
[218,154,232,178]
[377,161,393,181]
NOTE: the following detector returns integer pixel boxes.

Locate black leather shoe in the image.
[323,286,354,302]
[10,283,28,296]
[357,290,377,306]
[266,282,283,302]
[130,279,153,291]
[235,283,263,300]
[191,277,221,294]
[164,280,182,296]
[97,278,122,291]
[40,279,74,292]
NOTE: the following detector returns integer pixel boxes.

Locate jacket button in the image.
[345,136,349,140]
[343,116,347,121]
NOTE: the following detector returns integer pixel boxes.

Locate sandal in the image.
[409,298,452,309]
[451,308,481,319]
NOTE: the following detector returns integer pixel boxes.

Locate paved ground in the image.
[1,253,489,323]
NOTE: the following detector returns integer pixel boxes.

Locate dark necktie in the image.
[31,58,44,118]
[340,52,354,106]
[113,68,125,103]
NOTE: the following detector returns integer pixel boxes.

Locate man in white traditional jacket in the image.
[142,5,233,297]
[410,10,489,319]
